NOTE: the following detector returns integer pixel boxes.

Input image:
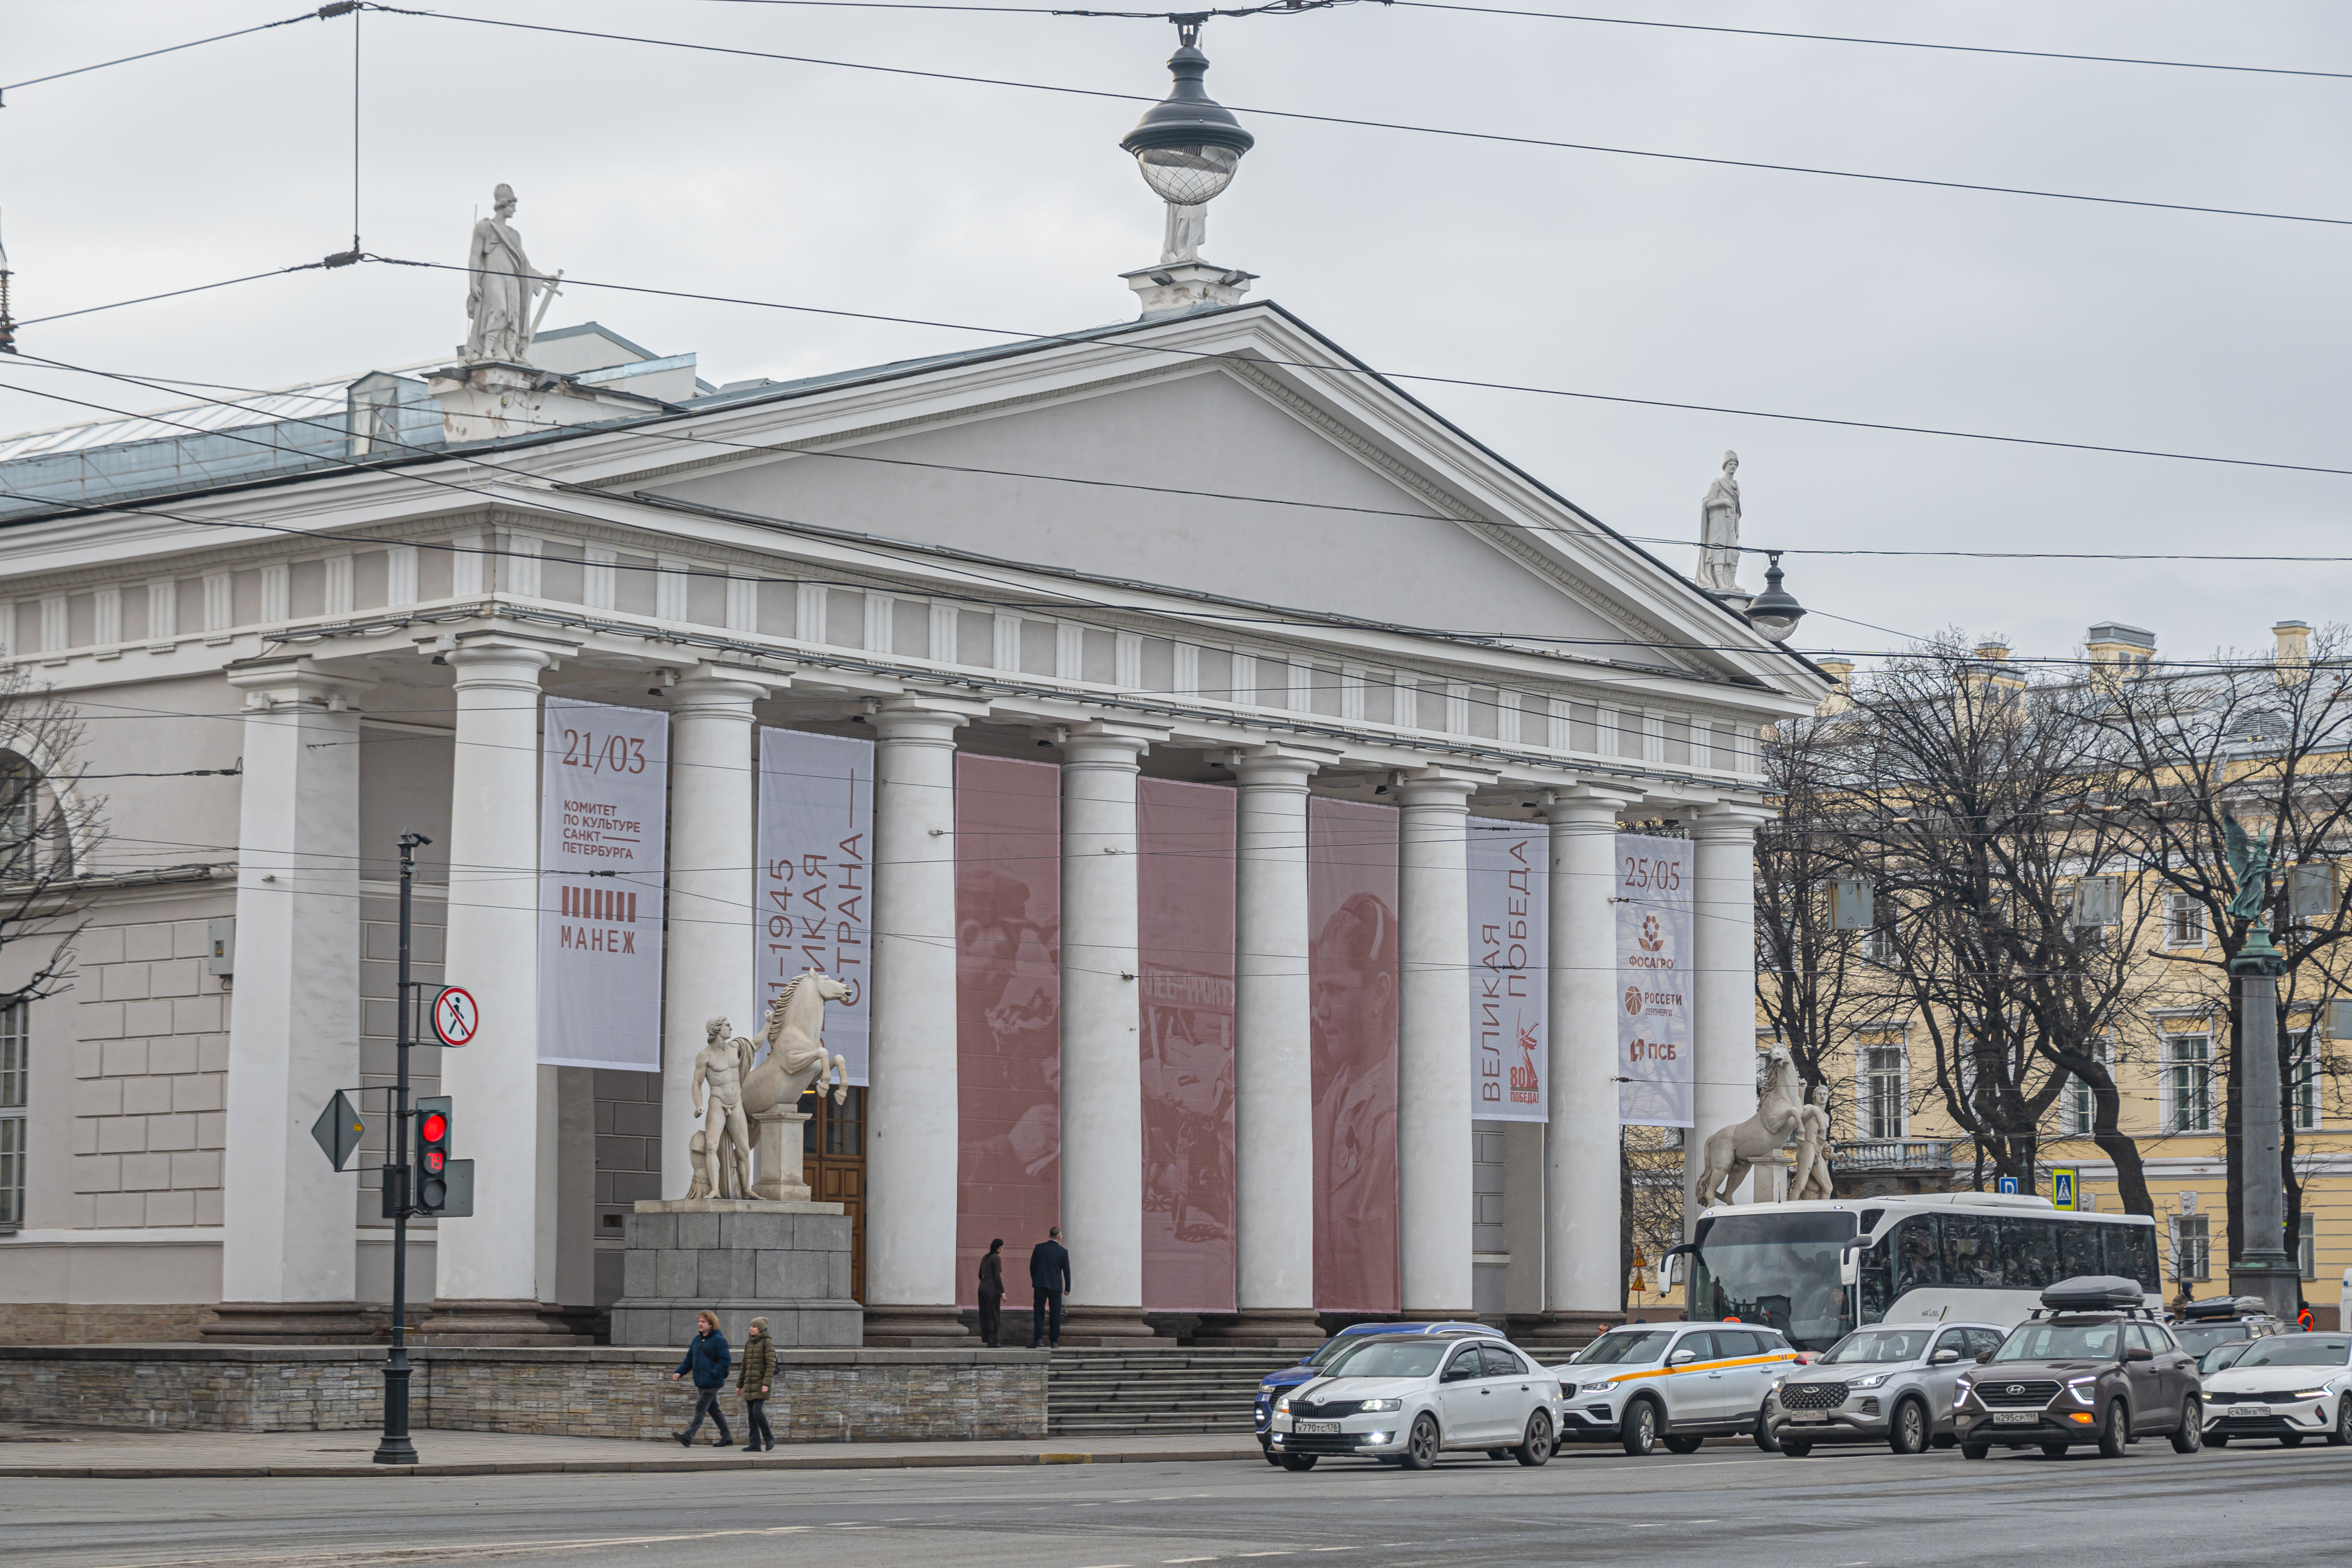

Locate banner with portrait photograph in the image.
[1468,819,1547,1123]
[1138,777,1237,1314]
[538,696,669,1071]
[955,755,1062,1311]
[756,728,873,1085]
[1308,797,1400,1315]
[1615,831,1694,1126]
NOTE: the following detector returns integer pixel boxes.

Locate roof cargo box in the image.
[2040,1275,2146,1312]
[2178,1295,2268,1321]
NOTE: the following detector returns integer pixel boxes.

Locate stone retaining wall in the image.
[0,1346,1047,1441]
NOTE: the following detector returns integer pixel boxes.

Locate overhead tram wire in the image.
[0,4,359,105]
[349,255,2352,480]
[9,257,2346,484]
[360,6,2352,230]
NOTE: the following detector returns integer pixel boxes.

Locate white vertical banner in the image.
[538,696,670,1069]
[1468,820,1547,1122]
[756,728,873,1084]
[1616,832,1694,1126]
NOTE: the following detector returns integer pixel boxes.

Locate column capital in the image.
[872,696,982,745]
[1229,743,1336,790]
[225,654,373,711]
[1059,730,1154,768]
[1539,781,1640,823]
[1690,800,1776,840]
[1396,765,1490,807]
[669,664,773,717]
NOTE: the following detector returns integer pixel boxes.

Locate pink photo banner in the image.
[1137,778,1237,1315]
[955,755,1062,1310]
[1308,797,1400,1315]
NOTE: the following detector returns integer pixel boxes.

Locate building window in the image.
[2301,1212,2318,1281]
[2172,1215,2210,1283]
[2165,893,2206,948]
[2290,1028,2322,1132]
[2064,1038,2114,1136]
[0,1001,24,1228]
[2164,1035,2213,1133]
[1862,1045,1905,1140]
[1863,918,1899,965]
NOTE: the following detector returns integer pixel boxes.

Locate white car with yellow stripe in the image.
[1549,1322,1801,1455]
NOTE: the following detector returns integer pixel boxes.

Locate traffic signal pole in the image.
[372,830,430,1466]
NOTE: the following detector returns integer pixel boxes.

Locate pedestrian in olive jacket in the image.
[670,1310,733,1448]
[738,1315,777,1453]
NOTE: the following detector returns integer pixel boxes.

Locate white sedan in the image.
[2202,1332,2352,1448]
[1266,1334,1564,1471]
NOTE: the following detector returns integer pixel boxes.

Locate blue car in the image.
[1254,1321,1502,1458]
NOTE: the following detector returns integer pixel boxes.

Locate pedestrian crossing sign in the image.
[2051,1168,2078,1210]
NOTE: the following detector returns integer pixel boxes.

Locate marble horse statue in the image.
[743,970,852,1120]
[1693,1042,1804,1211]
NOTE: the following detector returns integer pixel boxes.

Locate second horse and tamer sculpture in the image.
[1693,1043,1835,1211]
[684,970,853,1203]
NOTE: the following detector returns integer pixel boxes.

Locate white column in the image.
[1397,769,1483,1316]
[1537,787,1634,1335]
[864,698,980,1343]
[659,667,768,1203]
[216,658,369,1333]
[1689,807,1767,1224]
[428,641,554,1325]
[1056,725,1157,1342]
[1200,748,1322,1343]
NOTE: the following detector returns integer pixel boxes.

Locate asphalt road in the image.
[9,1439,2346,1568]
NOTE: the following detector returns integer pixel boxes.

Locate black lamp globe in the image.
[1744,551,1807,643]
[1120,33,1255,206]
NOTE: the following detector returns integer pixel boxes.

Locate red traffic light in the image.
[420,1111,448,1144]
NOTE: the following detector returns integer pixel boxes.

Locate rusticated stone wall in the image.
[0,1345,1046,1440]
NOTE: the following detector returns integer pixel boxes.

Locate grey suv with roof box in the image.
[1952,1276,2203,1459]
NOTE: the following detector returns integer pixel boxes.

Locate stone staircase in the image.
[1045,1346,1294,1437]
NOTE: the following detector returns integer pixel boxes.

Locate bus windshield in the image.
[1688,1211,1857,1352]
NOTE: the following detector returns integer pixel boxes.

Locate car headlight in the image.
[2289,1389,2330,1401]
[1358,1397,1403,1413]
[1952,1382,1971,1410]
[1847,1373,1890,1391]
[2066,1377,2099,1406]
[1273,1395,1291,1414]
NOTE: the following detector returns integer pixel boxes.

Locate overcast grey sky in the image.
[2,1,2343,672]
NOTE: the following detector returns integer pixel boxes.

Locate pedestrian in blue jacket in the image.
[670,1310,734,1448]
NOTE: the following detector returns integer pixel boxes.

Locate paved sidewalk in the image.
[0,1422,1261,1479]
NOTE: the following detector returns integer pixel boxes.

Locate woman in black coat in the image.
[977,1239,1006,1347]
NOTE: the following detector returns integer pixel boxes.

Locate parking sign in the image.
[2050,1167,2078,1210]
[1996,1175,2020,1194]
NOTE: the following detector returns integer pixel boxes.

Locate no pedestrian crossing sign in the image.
[432,986,479,1048]
[2050,1168,2079,1210]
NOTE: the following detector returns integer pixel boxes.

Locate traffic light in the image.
[415,1097,453,1210]
[411,1098,474,1217]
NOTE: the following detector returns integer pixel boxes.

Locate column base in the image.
[1052,1305,1158,1347]
[413,1298,598,1346]
[862,1303,973,1347]
[2227,1262,2305,1323]
[1189,1310,1328,1348]
[1512,1309,1625,1350]
[199,1301,381,1345]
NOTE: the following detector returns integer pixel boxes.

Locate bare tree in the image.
[1825,636,2160,1214]
[1621,1125,1684,1311]
[2085,627,2352,1271]
[0,670,100,1012]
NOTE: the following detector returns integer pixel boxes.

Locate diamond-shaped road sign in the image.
[311,1090,364,1172]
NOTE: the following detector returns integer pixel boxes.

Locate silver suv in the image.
[1766,1321,2008,1457]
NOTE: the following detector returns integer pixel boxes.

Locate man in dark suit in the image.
[1028,1226,1071,1349]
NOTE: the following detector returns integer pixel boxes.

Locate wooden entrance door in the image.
[800,1086,866,1303]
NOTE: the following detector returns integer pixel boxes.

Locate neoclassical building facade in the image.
[0,301,1822,1345]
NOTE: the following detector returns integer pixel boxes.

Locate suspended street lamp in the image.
[1118,19,1260,315]
[1745,550,1808,642]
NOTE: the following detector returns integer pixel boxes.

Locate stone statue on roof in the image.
[463,184,557,365]
[1697,450,1744,594]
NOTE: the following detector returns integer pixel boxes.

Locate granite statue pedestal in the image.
[609,1199,860,1348]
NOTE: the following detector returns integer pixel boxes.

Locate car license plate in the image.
[1790,1412,1828,1424]
[1991,1412,2038,1426]
[1296,1421,1342,1434]
[2231,1406,2264,1419]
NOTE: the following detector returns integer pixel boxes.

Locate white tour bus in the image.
[1663,1193,2164,1353]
